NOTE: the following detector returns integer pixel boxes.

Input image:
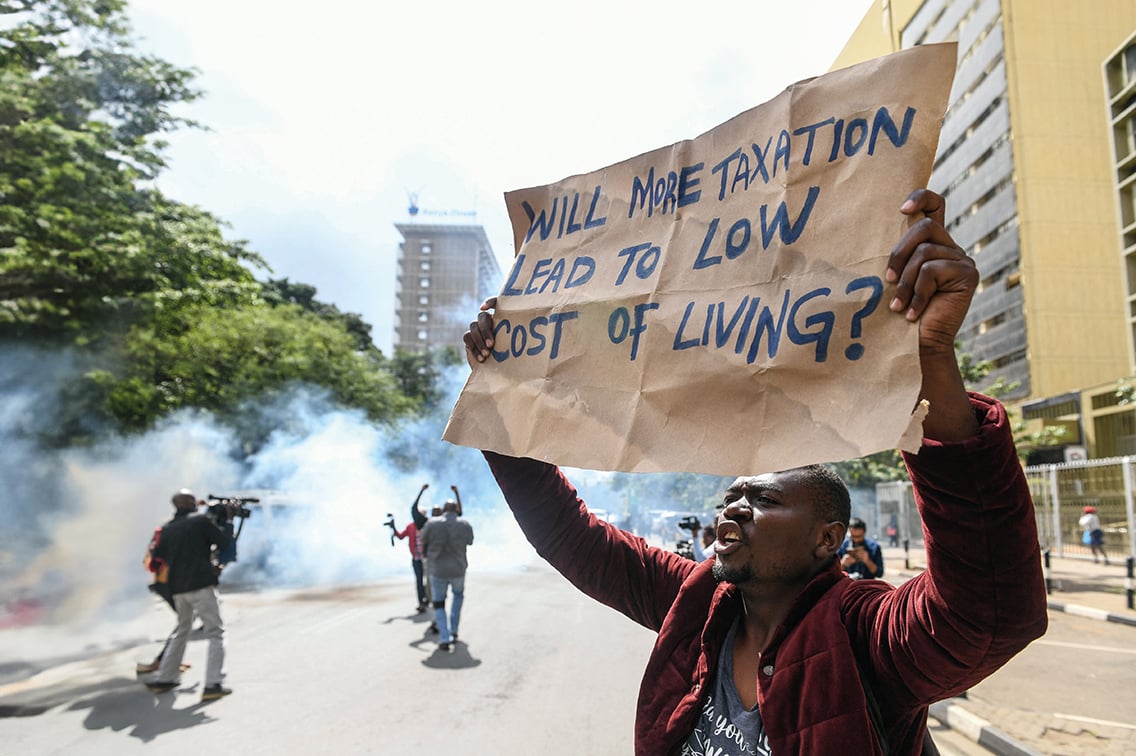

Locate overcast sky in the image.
[128,0,876,354]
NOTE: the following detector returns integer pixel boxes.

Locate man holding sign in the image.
[460,190,1046,754]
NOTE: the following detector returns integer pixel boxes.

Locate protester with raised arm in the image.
[462,190,1046,754]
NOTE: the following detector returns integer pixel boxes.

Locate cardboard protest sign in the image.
[443,43,958,476]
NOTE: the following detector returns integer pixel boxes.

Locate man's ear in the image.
[815,521,847,559]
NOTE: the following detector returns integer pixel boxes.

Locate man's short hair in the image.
[443,499,458,513]
[849,517,867,531]
[792,465,851,526]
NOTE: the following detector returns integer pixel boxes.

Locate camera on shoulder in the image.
[207,494,258,522]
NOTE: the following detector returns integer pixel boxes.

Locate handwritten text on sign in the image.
[444,43,958,476]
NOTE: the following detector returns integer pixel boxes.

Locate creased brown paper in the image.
[443,43,957,476]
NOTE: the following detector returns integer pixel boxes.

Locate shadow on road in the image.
[68,680,216,742]
[381,609,433,627]
[420,641,481,670]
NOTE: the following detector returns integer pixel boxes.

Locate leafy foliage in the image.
[0,0,428,442]
[261,278,374,352]
[98,303,415,429]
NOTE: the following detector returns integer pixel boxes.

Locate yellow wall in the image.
[830,0,925,70]
[835,0,1136,402]
[1001,0,1135,398]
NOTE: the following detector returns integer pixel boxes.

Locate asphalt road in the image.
[4,562,1130,754]
[0,566,656,754]
[957,608,1136,753]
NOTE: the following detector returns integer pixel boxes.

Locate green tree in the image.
[388,347,462,412]
[0,0,257,343]
[261,277,375,353]
[0,0,429,441]
[98,303,415,432]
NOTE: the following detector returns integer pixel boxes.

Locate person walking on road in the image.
[462,188,1047,754]
[419,488,473,652]
[1078,505,1109,565]
[391,483,431,612]
[144,489,234,701]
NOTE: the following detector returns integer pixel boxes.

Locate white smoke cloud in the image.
[0,348,535,657]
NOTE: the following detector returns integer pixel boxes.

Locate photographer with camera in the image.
[142,489,234,701]
[205,494,255,572]
[677,517,718,564]
[838,517,884,580]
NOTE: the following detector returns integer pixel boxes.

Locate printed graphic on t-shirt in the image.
[680,616,772,756]
[680,695,771,756]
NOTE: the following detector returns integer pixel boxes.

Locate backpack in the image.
[144,526,173,608]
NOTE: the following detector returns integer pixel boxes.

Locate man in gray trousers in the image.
[145,489,233,701]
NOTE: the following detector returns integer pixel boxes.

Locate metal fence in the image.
[1025,457,1136,559]
[875,479,923,547]
[876,457,1136,560]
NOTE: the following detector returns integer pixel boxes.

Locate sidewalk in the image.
[885,545,1136,755]
[886,545,1136,625]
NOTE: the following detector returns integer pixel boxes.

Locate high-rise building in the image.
[393,207,503,354]
[834,0,1136,457]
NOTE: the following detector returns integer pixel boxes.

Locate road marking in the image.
[1054,713,1136,730]
[299,606,371,635]
[1034,638,1136,655]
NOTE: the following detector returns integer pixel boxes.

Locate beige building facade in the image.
[834,1,1136,459]
[393,215,502,354]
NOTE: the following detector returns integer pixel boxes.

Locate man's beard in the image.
[712,559,755,585]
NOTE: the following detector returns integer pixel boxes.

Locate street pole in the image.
[1127,555,1134,611]
[1043,548,1052,595]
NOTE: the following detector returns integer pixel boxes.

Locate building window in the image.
[417,329,428,340]
[420,277,430,288]
[418,311,428,322]
[419,295,429,305]
[421,242,432,254]
[421,261,431,271]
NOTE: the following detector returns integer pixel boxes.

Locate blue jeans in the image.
[430,574,465,644]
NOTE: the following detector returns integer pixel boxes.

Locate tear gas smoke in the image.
[0,344,723,671]
[0,348,531,659]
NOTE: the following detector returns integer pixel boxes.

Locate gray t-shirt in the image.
[418,512,474,578]
[680,617,772,756]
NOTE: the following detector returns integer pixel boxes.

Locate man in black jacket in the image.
[145,489,233,701]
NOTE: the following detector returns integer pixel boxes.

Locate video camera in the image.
[678,515,701,532]
[207,494,259,522]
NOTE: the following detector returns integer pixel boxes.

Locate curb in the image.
[928,698,1042,756]
[1046,600,1136,627]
